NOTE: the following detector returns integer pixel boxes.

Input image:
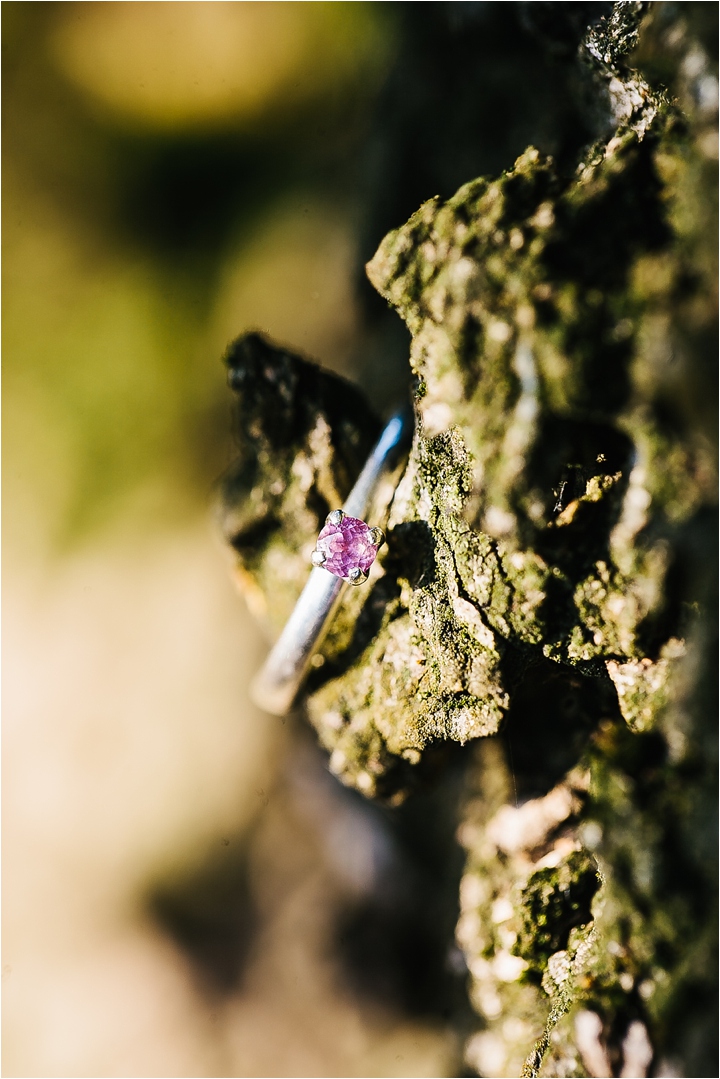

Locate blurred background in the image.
[2,3,612,1075]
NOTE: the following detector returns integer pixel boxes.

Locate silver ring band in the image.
[251,409,413,715]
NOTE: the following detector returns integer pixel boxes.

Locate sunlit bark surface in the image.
[223,5,717,1076]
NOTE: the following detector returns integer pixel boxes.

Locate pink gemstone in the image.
[315,515,379,579]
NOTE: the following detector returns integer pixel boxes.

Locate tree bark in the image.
[221,4,717,1075]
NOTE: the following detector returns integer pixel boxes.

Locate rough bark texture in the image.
[221,4,717,1075]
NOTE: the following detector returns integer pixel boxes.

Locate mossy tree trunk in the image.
[221,4,717,1076]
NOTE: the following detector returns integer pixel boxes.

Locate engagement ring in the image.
[251,409,412,715]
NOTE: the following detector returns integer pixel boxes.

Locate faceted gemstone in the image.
[315,515,379,579]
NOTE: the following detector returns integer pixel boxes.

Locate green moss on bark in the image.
[221,2,716,1073]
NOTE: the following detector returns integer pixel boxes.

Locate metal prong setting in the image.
[346,567,368,586]
[311,549,327,567]
[369,527,385,547]
[327,509,344,526]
